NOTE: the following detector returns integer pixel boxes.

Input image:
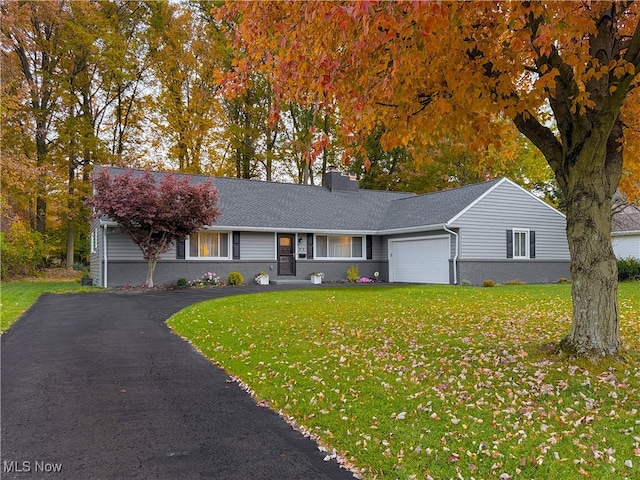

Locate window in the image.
[316,235,364,258]
[90,229,96,254]
[188,232,229,258]
[513,230,528,258]
[507,229,534,259]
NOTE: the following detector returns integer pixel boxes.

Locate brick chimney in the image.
[324,166,359,192]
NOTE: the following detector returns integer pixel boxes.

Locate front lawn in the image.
[1,280,94,332]
[168,284,640,480]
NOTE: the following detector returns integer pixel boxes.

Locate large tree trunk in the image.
[515,112,624,362]
[556,111,625,359]
[560,172,619,359]
[509,1,637,361]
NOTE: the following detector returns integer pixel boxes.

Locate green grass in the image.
[168,284,640,480]
[1,280,94,332]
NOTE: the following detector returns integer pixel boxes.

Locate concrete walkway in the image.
[1,286,356,479]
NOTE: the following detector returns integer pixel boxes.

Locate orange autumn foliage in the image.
[223,1,639,201]
[223,1,640,359]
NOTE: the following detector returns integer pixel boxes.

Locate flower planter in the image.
[310,275,322,284]
[256,275,269,285]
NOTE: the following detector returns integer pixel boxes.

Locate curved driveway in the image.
[1,286,356,479]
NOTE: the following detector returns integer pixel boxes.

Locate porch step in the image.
[270,278,314,285]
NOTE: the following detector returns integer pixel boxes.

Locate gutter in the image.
[203,225,380,236]
[612,230,640,237]
[443,225,458,285]
[99,218,118,227]
[376,223,448,236]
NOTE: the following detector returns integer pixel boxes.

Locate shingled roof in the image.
[379,179,502,231]
[94,166,505,233]
[612,205,640,233]
[212,176,413,232]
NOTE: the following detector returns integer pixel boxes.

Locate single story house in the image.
[612,204,640,260]
[89,166,571,287]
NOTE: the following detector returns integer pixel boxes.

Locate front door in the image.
[277,234,296,276]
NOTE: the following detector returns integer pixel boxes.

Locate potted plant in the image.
[254,271,269,285]
[310,272,324,284]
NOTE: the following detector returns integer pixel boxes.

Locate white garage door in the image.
[390,236,450,284]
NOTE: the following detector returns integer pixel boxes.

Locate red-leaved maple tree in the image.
[224,1,640,360]
[89,169,219,287]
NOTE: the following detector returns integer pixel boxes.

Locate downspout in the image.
[443,225,458,285]
[102,224,108,288]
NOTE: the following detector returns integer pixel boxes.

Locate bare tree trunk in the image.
[265,153,273,182]
[302,160,310,185]
[66,104,77,270]
[145,257,158,288]
[35,128,48,234]
[66,158,75,269]
[66,227,75,269]
[321,112,329,182]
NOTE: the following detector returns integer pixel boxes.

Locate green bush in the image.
[346,264,360,283]
[617,257,640,281]
[482,279,495,287]
[460,279,472,287]
[227,271,244,286]
[177,278,187,287]
[0,221,48,281]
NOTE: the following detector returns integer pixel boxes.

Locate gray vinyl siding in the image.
[612,234,640,259]
[240,232,276,260]
[89,220,103,286]
[453,181,569,260]
[371,235,385,261]
[106,230,176,261]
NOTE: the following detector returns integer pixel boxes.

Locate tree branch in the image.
[585,4,640,146]
[513,110,565,186]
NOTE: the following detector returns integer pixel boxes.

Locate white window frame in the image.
[315,235,365,259]
[186,231,230,260]
[512,229,530,259]
[90,228,96,254]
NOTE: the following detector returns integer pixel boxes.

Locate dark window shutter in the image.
[176,238,185,259]
[307,234,314,259]
[530,231,536,259]
[366,235,373,260]
[506,229,513,258]
[232,231,241,259]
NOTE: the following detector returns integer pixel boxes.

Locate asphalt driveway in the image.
[1,286,356,479]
